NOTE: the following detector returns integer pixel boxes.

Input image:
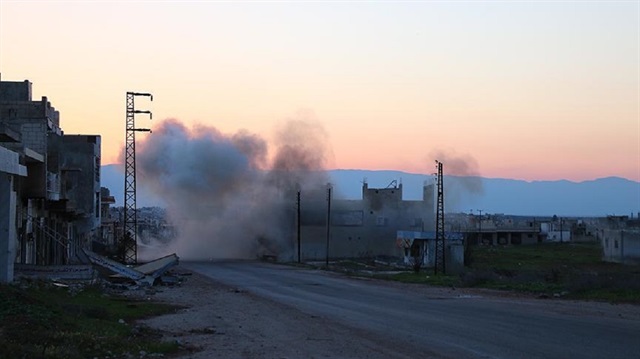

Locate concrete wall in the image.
[298,184,434,261]
[601,229,640,264]
[0,145,26,176]
[398,234,465,274]
[0,99,60,130]
[0,174,17,282]
[0,114,25,281]
[19,122,47,155]
[0,80,32,102]
[545,230,572,242]
[61,135,102,234]
[0,93,62,200]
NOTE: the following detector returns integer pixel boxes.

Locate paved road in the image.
[185,261,640,359]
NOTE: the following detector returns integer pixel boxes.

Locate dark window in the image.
[95,157,101,182]
[95,192,100,218]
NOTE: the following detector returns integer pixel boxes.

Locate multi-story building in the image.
[0,124,26,282]
[99,187,117,250]
[0,78,103,281]
[297,181,435,261]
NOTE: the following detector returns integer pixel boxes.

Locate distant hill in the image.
[330,169,640,217]
[101,164,640,217]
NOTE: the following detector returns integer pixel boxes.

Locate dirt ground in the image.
[136,268,435,359]
[134,266,640,359]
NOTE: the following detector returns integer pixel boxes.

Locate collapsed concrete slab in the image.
[134,253,180,278]
[82,250,179,286]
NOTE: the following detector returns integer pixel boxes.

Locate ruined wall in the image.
[298,184,435,261]
[0,80,32,102]
[0,93,63,200]
[61,135,102,234]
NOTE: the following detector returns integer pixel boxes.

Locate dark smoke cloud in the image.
[429,149,484,212]
[136,117,330,261]
[269,117,331,192]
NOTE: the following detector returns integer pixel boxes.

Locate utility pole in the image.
[434,160,445,275]
[325,184,332,268]
[123,91,152,264]
[477,209,483,245]
[297,190,301,263]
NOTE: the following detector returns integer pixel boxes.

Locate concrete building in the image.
[396,230,465,273]
[298,181,435,261]
[446,213,543,246]
[601,229,640,264]
[1,79,65,266]
[540,221,572,243]
[0,131,27,282]
[57,135,102,258]
[99,187,117,249]
[0,78,104,281]
[599,216,640,264]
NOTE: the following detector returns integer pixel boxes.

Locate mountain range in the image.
[101,164,639,217]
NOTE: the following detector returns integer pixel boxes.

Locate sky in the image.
[1,0,638,182]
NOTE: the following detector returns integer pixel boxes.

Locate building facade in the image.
[0,78,104,281]
[297,181,435,261]
[599,216,640,264]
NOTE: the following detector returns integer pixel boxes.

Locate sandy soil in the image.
[134,266,640,359]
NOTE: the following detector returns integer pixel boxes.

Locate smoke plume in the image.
[136,117,330,261]
[429,149,484,211]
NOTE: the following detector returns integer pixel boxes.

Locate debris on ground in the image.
[83,249,179,286]
[15,263,96,281]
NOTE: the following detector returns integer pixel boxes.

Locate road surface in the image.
[184,261,640,359]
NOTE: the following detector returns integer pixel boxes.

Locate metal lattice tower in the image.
[434,160,446,275]
[123,92,152,264]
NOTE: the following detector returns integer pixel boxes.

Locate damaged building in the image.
[598,215,640,265]
[298,181,435,261]
[0,77,108,282]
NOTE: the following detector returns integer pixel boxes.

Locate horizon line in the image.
[102,163,639,184]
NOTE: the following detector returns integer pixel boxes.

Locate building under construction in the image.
[0,78,112,282]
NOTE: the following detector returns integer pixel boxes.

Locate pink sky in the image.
[1,1,638,182]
